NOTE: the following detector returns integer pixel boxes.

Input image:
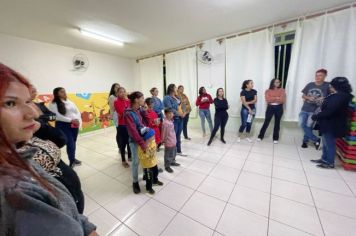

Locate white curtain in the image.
[226,29,275,118]
[138,55,164,98]
[166,47,198,116]
[285,8,356,121]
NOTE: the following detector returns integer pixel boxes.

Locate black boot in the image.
[221,137,226,144]
[132,182,141,194]
[207,138,213,146]
[145,169,154,194]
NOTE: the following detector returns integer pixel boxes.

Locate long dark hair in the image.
[128,91,144,105]
[199,87,205,96]
[166,84,176,95]
[216,88,224,98]
[330,77,353,94]
[109,83,120,97]
[241,80,252,90]
[0,63,55,194]
[269,78,281,90]
[52,87,66,115]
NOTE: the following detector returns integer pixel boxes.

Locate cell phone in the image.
[71,123,79,128]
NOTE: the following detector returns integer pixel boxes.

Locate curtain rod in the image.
[136,2,355,62]
[216,3,354,41]
[135,44,196,63]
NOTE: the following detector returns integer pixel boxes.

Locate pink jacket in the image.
[161,118,176,147]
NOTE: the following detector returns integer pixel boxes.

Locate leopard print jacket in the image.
[18,137,62,177]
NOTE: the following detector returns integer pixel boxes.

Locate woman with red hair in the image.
[0,63,97,236]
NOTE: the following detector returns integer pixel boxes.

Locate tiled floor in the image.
[64,127,356,236]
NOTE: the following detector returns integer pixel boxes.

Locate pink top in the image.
[265,88,286,104]
[161,118,176,147]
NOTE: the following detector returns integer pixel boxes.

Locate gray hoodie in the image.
[0,148,96,236]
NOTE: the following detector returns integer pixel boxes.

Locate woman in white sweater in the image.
[48,87,82,168]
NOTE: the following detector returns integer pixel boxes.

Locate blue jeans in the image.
[199,109,213,134]
[129,141,139,183]
[56,121,78,165]
[299,111,319,143]
[239,108,255,133]
[321,132,336,165]
[174,117,183,153]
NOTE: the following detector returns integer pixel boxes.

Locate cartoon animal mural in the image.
[36,92,113,133]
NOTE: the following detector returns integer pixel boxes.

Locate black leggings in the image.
[115,126,120,149]
[183,112,190,138]
[117,125,131,162]
[210,111,229,140]
[56,160,85,214]
[144,165,159,190]
[258,104,283,141]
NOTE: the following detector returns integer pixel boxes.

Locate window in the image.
[274,31,295,88]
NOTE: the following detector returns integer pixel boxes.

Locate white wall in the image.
[0,33,136,94]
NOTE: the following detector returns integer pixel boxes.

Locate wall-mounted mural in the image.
[36,92,113,133]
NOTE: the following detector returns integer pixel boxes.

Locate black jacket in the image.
[312,92,353,137]
[214,98,229,113]
[33,102,67,148]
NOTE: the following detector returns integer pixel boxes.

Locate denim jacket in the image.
[152,97,164,116]
[163,95,180,118]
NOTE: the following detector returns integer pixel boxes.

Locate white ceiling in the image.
[0,0,353,58]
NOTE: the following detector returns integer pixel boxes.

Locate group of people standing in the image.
[0,61,353,235]
[0,63,98,235]
[298,69,353,169]
[195,78,286,146]
[104,78,289,194]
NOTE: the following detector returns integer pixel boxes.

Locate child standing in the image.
[161,108,180,173]
[145,98,161,150]
[137,128,163,194]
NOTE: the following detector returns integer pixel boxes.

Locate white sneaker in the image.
[177,152,188,157]
[273,140,278,144]
[257,138,262,142]
[237,137,241,143]
[246,137,252,143]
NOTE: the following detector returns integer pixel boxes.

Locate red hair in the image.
[0,63,55,193]
[316,68,328,75]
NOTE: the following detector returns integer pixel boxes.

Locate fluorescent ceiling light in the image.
[80,29,124,46]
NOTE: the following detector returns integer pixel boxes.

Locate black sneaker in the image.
[147,188,155,194]
[301,143,308,148]
[310,159,324,164]
[184,137,191,140]
[165,167,174,173]
[314,139,321,150]
[317,163,334,169]
[153,180,164,186]
[207,139,213,146]
[158,168,163,173]
[221,139,226,144]
[74,159,82,166]
[69,162,75,168]
[171,162,181,166]
[133,182,141,194]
